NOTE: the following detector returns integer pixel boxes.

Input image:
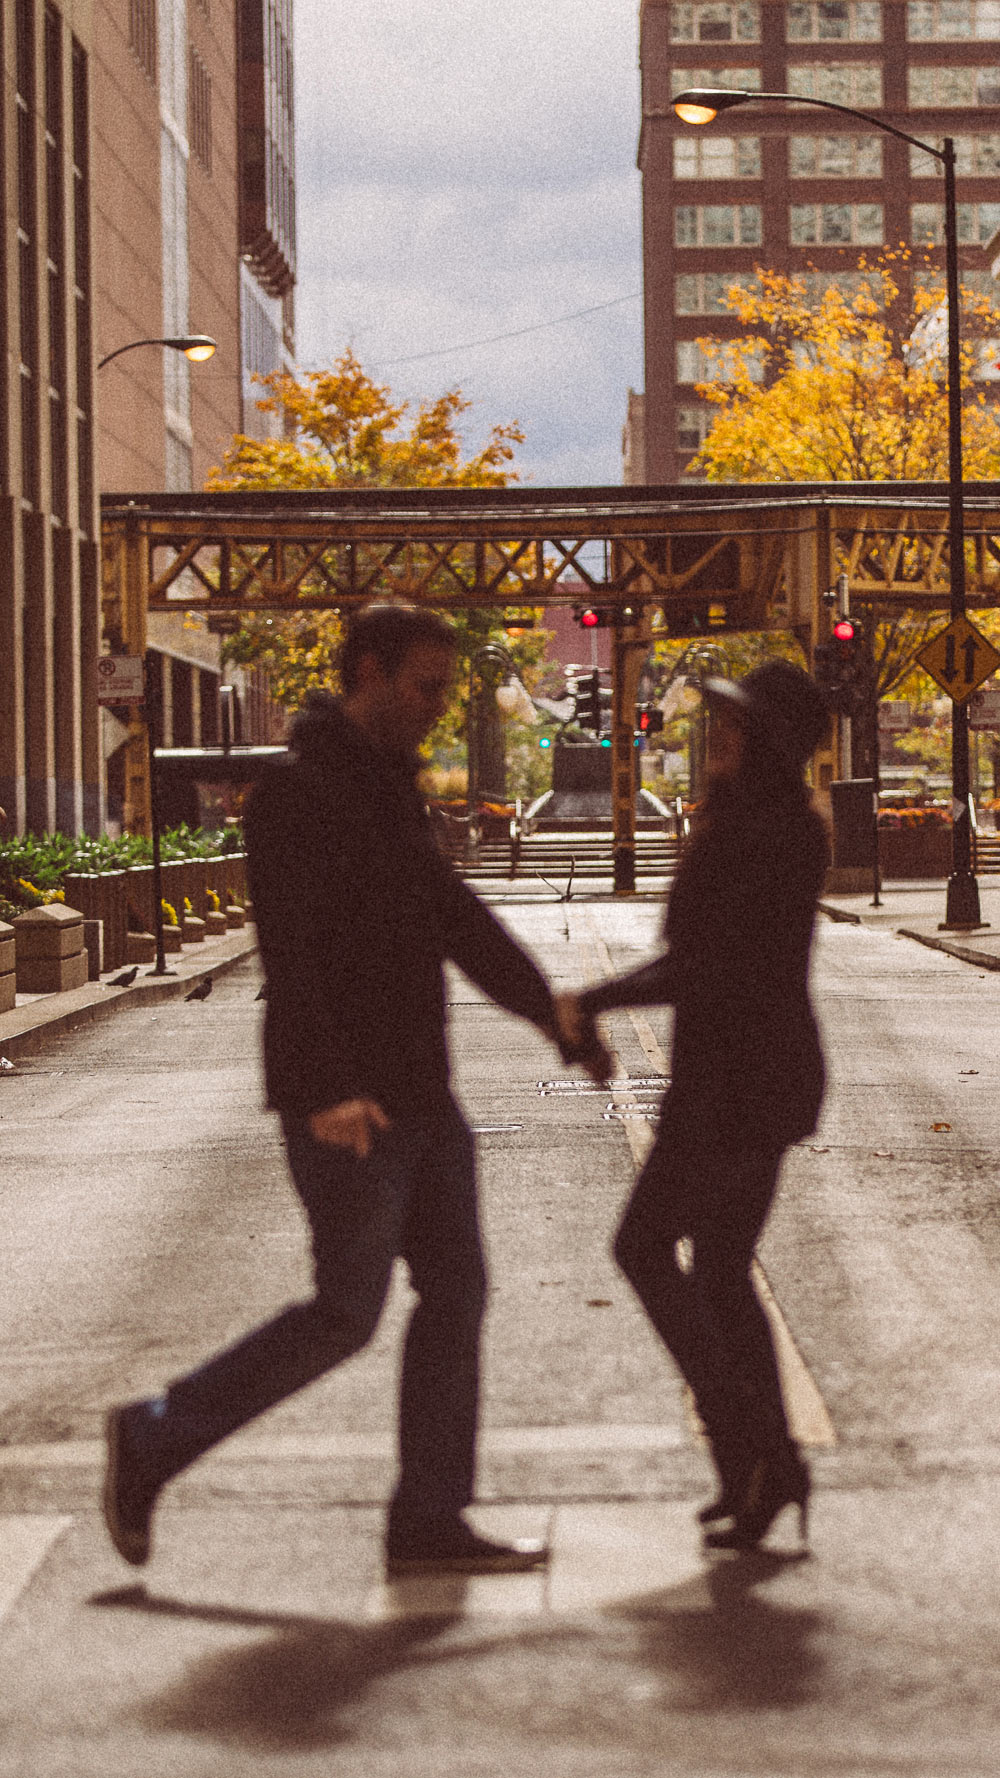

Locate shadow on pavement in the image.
[90,1550,824,1753]
[611,1548,824,1712]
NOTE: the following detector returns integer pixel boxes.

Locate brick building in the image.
[636,0,1000,481]
[1,1,295,838]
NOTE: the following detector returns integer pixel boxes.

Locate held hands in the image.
[551,992,613,1085]
[308,1098,391,1158]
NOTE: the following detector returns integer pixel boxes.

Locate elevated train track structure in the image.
[102,483,1000,891]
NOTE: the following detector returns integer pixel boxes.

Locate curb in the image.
[817,900,863,925]
[0,929,259,1061]
[896,926,1000,973]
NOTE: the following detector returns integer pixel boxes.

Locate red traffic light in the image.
[638,710,651,731]
[580,608,600,628]
[832,618,858,642]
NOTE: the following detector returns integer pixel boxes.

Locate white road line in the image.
[0,1516,71,1624]
[577,906,836,1452]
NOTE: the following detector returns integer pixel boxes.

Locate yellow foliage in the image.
[692,252,1000,483]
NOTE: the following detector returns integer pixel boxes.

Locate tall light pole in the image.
[96,331,217,973]
[673,89,980,927]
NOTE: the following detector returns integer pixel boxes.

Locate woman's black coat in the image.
[581,780,829,1157]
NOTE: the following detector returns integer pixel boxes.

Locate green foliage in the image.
[0,827,244,913]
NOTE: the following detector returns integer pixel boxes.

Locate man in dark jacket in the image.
[104,604,606,1575]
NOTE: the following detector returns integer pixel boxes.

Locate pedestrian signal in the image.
[815,615,868,714]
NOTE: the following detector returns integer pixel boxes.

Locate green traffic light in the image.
[539,736,552,749]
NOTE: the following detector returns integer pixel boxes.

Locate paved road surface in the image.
[0,902,997,1776]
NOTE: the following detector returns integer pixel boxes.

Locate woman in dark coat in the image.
[567,660,830,1549]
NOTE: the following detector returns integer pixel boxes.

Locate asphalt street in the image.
[0,900,998,1777]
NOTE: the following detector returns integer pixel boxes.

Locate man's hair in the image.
[339,603,457,693]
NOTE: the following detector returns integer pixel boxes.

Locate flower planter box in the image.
[162,924,183,953]
[181,915,206,944]
[206,910,228,936]
[225,905,245,929]
[0,921,15,1014]
[126,931,157,963]
[877,825,952,879]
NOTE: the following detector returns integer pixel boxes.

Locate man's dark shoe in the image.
[103,1403,163,1566]
[385,1517,550,1576]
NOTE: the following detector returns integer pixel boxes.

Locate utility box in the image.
[13,903,89,993]
[830,778,875,869]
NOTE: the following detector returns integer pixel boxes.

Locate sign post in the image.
[916,616,1000,925]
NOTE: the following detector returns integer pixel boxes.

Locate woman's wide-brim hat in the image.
[703,660,829,765]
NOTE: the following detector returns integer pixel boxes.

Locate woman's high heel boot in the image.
[702,1446,811,1552]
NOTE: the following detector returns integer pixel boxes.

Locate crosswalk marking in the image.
[0,1516,71,1624]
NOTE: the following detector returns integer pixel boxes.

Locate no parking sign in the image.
[96,656,145,706]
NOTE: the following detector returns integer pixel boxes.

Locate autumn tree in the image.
[692,251,1000,483]
[689,252,1000,713]
[208,353,547,763]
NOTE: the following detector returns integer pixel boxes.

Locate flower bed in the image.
[877,807,952,878]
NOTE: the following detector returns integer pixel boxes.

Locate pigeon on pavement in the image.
[185,976,213,1002]
[107,966,139,988]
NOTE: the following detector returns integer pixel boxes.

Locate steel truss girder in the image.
[101,486,1000,638]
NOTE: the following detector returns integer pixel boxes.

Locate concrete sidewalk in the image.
[0,922,259,1061]
[818,877,1000,972]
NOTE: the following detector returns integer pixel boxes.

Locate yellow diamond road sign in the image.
[916,615,1000,704]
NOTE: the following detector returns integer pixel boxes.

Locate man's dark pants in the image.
[154,1096,487,1532]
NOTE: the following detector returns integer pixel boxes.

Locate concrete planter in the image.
[181,915,207,944]
[225,905,246,928]
[878,824,952,880]
[205,910,228,936]
[0,921,15,1013]
[126,932,157,963]
[13,903,88,993]
[162,924,183,953]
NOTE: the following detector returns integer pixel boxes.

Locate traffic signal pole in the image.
[610,607,652,894]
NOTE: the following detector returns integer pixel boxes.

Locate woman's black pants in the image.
[613,1128,791,1481]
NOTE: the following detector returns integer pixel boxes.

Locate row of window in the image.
[669,64,1000,107]
[674,132,1000,179]
[676,337,1000,384]
[668,2,1000,43]
[674,200,1000,246]
[674,267,996,313]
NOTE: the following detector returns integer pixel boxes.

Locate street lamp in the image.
[96,331,216,973]
[673,88,980,927]
[96,334,217,371]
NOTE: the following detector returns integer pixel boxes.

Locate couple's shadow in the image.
[92,1547,822,1753]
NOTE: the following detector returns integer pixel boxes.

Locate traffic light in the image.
[572,604,641,629]
[636,705,665,738]
[573,669,603,733]
[815,615,868,714]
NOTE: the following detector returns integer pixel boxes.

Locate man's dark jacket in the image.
[244,692,554,1119]
[580,779,829,1154]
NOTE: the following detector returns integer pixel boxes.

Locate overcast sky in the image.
[292,0,644,487]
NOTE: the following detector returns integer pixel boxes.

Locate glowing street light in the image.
[96,334,217,371]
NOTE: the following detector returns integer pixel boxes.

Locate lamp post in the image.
[96,332,217,974]
[673,89,980,927]
[96,333,217,371]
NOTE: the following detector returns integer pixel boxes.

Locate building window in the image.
[908,1,1000,37]
[189,48,213,174]
[674,135,761,177]
[669,3,760,41]
[677,404,714,453]
[675,272,752,313]
[908,64,1000,104]
[789,134,883,176]
[789,201,884,243]
[909,133,1000,175]
[799,270,867,301]
[128,0,157,83]
[911,200,1000,243]
[676,340,764,382]
[45,3,68,524]
[675,204,762,246]
[670,65,762,94]
[788,63,882,105]
[786,2,882,39]
[71,37,93,535]
[16,0,40,510]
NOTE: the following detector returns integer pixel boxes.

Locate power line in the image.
[377,292,641,367]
